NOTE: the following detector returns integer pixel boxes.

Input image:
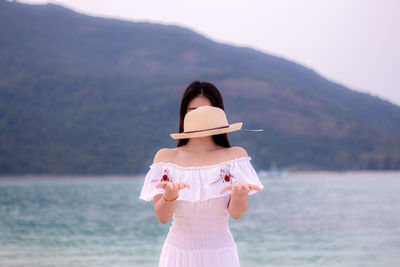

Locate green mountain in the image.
[1,0,399,174]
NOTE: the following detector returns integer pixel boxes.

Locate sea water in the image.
[0,172,399,267]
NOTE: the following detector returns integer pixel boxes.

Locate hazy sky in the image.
[18,0,400,106]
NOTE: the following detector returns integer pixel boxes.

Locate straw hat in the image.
[170,106,242,139]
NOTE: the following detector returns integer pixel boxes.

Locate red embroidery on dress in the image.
[161,169,171,182]
[150,169,172,183]
[209,169,233,185]
[224,174,231,182]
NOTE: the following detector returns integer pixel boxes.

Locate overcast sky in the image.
[18,0,400,106]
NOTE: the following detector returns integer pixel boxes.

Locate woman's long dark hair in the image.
[177,81,231,147]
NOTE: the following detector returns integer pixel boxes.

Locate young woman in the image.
[140,81,263,267]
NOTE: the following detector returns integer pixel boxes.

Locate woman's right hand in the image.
[155,182,190,201]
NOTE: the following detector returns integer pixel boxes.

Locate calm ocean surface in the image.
[1,172,399,267]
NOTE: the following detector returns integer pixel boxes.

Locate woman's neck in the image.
[184,136,219,153]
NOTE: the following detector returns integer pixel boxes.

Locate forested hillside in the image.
[1,0,399,174]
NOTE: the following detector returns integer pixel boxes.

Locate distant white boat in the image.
[258,163,289,178]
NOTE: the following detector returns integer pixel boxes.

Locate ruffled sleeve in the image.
[229,157,264,195]
[139,164,165,201]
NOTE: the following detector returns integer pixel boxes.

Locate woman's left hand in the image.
[220,183,261,198]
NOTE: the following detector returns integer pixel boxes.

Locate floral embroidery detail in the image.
[161,169,171,182]
[149,169,172,183]
[224,174,231,182]
[209,168,233,186]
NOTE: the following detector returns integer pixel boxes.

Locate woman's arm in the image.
[227,186,249,219]
[222,146,261,219]
[222,184,261,219]
[152,148,189,224]
[153,182,189,224]
[153,194,176,224]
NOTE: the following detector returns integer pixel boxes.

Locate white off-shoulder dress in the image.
[139,157,263,267]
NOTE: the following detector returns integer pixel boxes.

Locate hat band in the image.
[183,125,229,134]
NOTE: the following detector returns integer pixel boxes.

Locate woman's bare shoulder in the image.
[226,146,249,159]
[153,148,178,164]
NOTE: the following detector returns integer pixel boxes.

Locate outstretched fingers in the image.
[178,182,191,190]
[170,182,190,191]
[155,182,167,189]
[220,183,262,194]
[220,185,232,194]
[155,182,190,191]
[237,184,251,193]
[249,184,262,192]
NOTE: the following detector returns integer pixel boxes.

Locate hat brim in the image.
[170,122,243,140]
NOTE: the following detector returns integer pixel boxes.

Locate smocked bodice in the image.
[166,196,233,250]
